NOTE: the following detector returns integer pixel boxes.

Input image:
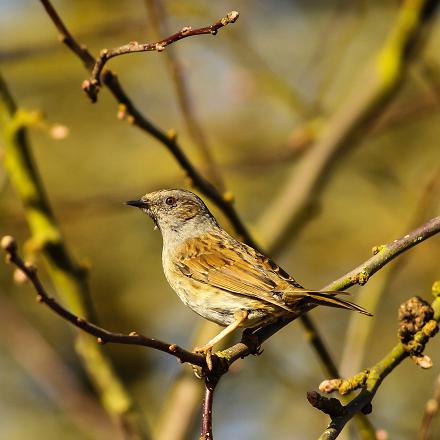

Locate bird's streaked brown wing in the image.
[174,233,303,311]
[174,233,372,316]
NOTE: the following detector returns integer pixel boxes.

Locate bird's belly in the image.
[166,273,285,327]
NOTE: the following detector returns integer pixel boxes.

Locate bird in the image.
[126,189,371,353]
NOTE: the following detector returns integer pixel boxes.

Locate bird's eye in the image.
[165,196,176,206]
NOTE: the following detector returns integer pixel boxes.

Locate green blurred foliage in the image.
[1,0,440,439]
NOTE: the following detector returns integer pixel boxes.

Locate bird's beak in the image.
[125,199,149,209]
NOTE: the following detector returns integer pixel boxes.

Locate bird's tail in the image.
[285,290,372,316]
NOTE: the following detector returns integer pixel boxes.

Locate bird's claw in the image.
[194,345,214,371]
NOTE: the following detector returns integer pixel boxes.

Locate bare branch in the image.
[82,11,239,102]
[1,236,205,368]
[39,0,95,69]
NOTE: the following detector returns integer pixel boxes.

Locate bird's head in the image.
[126,189,218,241]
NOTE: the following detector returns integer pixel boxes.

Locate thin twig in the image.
[82,10,239,102]
[155,322,221,440]
[38,0,255,248]
[39,0,95,69]
[200,379,218,440]
[0,236,205,368]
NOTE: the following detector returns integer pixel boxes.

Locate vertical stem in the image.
[200,379,217,440]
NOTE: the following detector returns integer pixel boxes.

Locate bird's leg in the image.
[194,310,248,354]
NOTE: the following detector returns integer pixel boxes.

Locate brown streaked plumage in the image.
[127,189,371,352]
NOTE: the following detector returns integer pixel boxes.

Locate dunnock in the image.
[127,189,370,352]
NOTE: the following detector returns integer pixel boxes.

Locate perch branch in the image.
[1,236,205,368]
[312,292,440,440]
[214,216,440,367]
[82,10,239,102]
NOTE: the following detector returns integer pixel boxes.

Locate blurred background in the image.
[1,0,440,439]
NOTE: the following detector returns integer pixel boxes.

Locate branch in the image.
[200,378,218,440]
[39,0,95,69]
[1,236,205,368]
[82,10,239,102]
[38,0,256,248]
[311,293,440,440]
[325,216,440,291]
[214,215,440,368]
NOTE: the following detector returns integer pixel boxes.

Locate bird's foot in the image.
[194,345,214,371]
